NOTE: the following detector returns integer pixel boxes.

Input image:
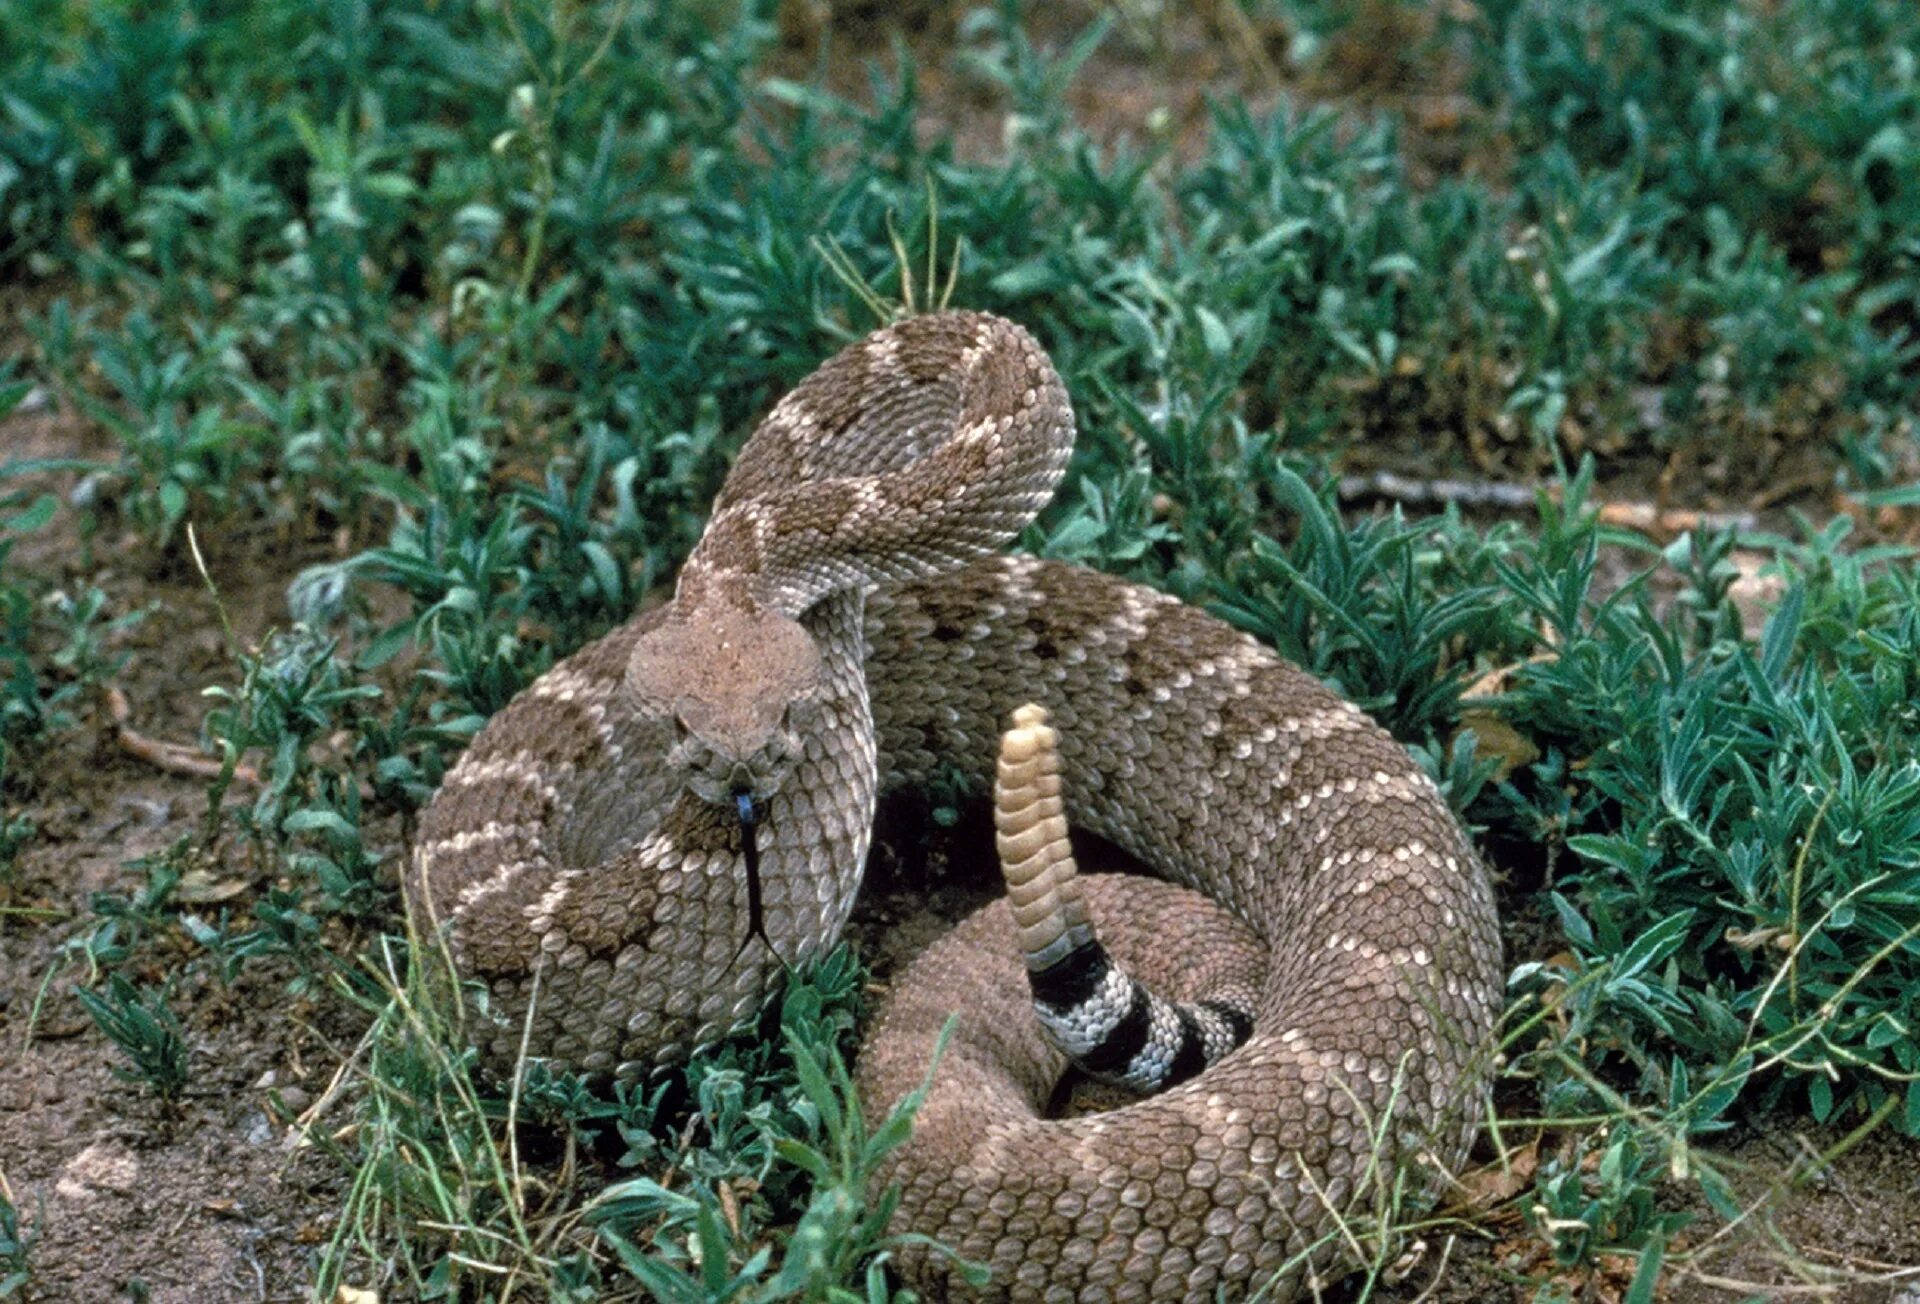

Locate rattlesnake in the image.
[407,311,1504,1301]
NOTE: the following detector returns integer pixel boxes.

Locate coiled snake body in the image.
[409,312,1503,1301]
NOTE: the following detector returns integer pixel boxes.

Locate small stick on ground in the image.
[104,685,261,787]
[1338,471,1542,513]
[1337,471,1761,537]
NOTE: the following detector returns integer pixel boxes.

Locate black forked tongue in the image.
[733,789,781,965]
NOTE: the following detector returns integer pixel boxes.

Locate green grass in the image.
[3,0,1918,1297]
[0,1178,34,1301]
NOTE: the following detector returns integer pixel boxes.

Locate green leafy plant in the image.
[0,1177,36,1300]
[1492,510,1920,1130]
[200,625,381,840]
[1526,1124,1689,1283]
[590,951,969,1303]
[74,974,192,1104]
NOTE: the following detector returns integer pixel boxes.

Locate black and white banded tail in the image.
[994,705,1254,1093]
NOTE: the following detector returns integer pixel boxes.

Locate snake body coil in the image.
[408,312,1502,1301]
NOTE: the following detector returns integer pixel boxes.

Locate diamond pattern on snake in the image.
[406,310,1503,1301]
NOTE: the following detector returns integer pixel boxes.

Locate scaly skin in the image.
[405,312,1503,1300]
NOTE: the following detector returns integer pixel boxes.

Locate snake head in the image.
[624,604,825,807]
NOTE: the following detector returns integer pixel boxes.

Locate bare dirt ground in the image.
[0,396,380,1301]
[3,5,1918,1302]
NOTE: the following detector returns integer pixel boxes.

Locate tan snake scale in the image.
[408,311,1504,1300]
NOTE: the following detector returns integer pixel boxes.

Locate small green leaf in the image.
[157,479,188,526]
[1614,910,1694,984]
[1548,891,1597,950]
[1623,1231,1665,1304]
[1808,1074,1834,1122]
[1698,1166,1741,1221]
[3,493,57,533]
[1195,307,1232,362]
[1758,582,1803,683]
[282,808,355,839]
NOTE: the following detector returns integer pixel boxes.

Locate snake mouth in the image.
[678,740,799,808]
